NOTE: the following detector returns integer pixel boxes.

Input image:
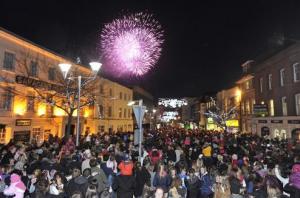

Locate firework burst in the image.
[101,12,164,76]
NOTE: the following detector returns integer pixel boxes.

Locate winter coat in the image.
[200,173,213,196]
[134,167,151,196]
[90,167,108,194]
[3,174,26,198]
[289,172,300,190]
[112,175,135,198]
[213,175,230,198]
[153,173,172,193]
[66,176,88,197]
[284,183,300,198]
[229,177,242,195]
[185,176,200,198]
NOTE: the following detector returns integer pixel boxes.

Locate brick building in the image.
[253,42,300,140]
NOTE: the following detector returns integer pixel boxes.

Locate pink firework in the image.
[101,12,164,76]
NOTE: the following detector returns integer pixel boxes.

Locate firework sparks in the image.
[101,12,164,76]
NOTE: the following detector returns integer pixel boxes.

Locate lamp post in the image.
[128,100,146,162]
[236,89,242,133]
[59,62,101,146]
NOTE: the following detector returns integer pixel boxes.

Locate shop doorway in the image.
[261,126,270,137]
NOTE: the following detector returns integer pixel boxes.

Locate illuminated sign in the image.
[161,111,178,122]
[225,119,239,127]
[158,98,188,108]
[16,119,31,126]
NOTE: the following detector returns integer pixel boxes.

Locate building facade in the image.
[236,60,256,133]
[0,28,133,144]
[216,86,241,132]
[253,42,300,140]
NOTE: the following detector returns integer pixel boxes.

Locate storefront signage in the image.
[258,120,267,123]
[15,75,65,93]
[14,130,30,142]
[16,119,31,126]
[288,120,300,124]
[271,120,283,124]
[225,119,239,127]
[253,104,268,117]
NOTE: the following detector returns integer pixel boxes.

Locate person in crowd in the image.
[1,126,300,198]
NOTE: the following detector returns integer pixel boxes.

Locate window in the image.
[30,61,38,77]
[109,88,113,97]
[246,100,250,114]
[280,68,285,86]
[245,81,250,90]
[119,108,122,118]
[124,93,127,100]
[3,52,15,70]
[48,68,55,81]
[293,63,300,82]
[108,106,112,117]
[27,92,35,112]
[269,99,274,116]
[259,77,263,93]
[99,105,104,118]
[268,74,272,90]
[282,96,288,116]
[0,89,13,110]
[100,85,104,94]
[124,108,127,118]
[295,93,300,116]
[128,109,131,118]
[119,92,122,100]
[32,127,43,142]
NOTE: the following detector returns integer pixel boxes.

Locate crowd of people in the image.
[0,127,300,198]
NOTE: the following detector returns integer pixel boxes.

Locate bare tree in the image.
[203,97,238,132]
[0,49,99,138]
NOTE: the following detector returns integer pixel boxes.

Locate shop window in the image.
[274,129,280,138]
[32,127,43,142]
[281,129,287,140]
[269,99,274,116]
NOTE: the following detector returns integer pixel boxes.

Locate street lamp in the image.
[59,61,102,146]
[236,88,242,133]
[128,100,146,163]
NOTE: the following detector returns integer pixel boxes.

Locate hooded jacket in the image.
[112,175,135,198]
[66,175,88,197]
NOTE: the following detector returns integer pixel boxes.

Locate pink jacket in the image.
[3,174,26,198]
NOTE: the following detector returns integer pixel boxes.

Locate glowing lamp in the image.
[53,107,65,116]
[89,62,102,73]
[83,109,90,118]
[58,63,71,79]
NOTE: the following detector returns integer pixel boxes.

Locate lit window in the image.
[280,68,285,87]
[3,51,15,71]
[27,92,35,112]
[269,99,274,116]
[259,77,263,93]
[295,93,300,116]
[119,108,122,118]
[282,96,288,116]
[246,100,250,114]
[245,81,250,89]
[268,74,272,90]
[293,63,300,82]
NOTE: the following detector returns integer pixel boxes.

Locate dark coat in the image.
[185,176,200,198]
[153,173,172,193]
[134,167,151,196]
[112,175,136,198]
[284,183,300,198]
[66,176,88,197]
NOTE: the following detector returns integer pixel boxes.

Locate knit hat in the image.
[10,174,21,183]
[292,164,300,173]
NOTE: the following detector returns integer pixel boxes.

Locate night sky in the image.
[1,0,300,97]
